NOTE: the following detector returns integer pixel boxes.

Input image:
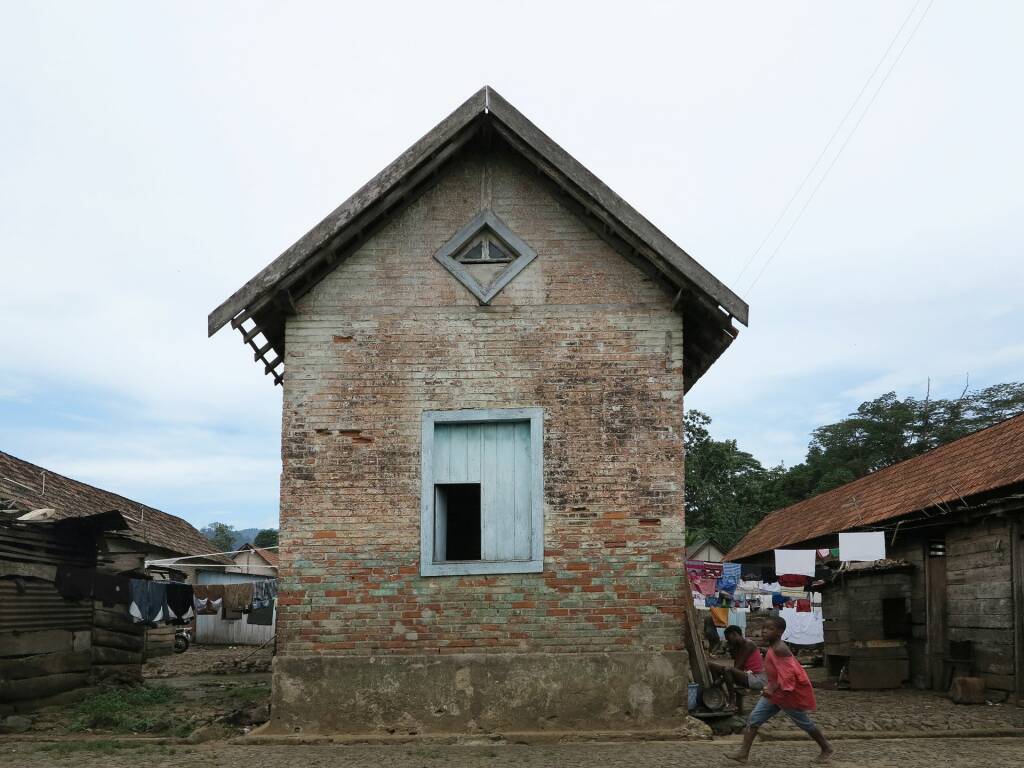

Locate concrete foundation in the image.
[267,651,689,735]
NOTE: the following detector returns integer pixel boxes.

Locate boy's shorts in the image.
[747,697,816,732]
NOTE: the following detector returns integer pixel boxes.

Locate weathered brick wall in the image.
[277,144,687,658]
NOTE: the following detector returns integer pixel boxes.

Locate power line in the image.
[734,0,926,286]
[742,0,936,295]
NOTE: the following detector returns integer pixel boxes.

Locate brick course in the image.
[277,144,687,659]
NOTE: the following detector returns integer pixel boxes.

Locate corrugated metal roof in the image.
[726,414,1024,560]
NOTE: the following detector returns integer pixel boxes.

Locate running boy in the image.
[727,615,834,764]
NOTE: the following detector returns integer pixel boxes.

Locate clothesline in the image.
[145,545,280,568]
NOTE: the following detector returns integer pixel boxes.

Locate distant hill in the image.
[199,525,262,552]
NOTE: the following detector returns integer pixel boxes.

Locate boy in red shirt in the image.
[727,615,834,764]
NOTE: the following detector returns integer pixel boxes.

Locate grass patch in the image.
[69,685,188,735]
[36,740,185,757]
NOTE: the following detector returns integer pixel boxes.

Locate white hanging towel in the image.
[780,607,824,645]
[774,549,816,576]
[838,531,886,562]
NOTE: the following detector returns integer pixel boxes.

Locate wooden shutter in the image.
[432,420,532,562]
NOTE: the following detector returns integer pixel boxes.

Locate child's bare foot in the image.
[812,750,834,764]
[726,753,748,764]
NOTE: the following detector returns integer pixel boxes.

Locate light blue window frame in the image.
[420,408,544,576]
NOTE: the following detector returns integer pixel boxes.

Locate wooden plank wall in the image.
[945,516,1016,696]
[92,602,145,679]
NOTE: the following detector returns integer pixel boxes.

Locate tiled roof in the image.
[0,450,215,558]
[725,414,1024,560]
[237,543,278,567]
[253,546,279,567]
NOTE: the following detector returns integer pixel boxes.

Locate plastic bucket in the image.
[687,683,701,711]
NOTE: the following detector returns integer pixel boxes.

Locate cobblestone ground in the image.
[2,737,1024,768]
[753,687,1024,734]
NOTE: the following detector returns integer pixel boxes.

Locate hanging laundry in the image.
[715,577,737,594]
[817,548,831,558]
[248,598,275,626]
[55,566,95,601]
[773,549,816,577]
[738,579,761,593]
[129,580,168,625]
[778,574,810,588]
[759,581,781,594]
[780,606,824,645]
[92,573,130,605]
[728,608,749,632]
[771,593,787,607]
[165,582,195,624]
[710,606,730,628]
[703,562,724,579]
[193,585,225,616]
[780,585,807,600]
[757,594,774,610]
[796,598,812,613]
[252,579,277,610]
[838,531,886,562]
[705,596,720,608]
[686,560,706,582]
[222,583,253,621]
[697,578,717,597]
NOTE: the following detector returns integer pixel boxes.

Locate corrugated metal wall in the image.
[195,570,275,646]
[0,579,92,632]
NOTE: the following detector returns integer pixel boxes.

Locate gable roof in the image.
[0,451,216,558]
[208,86,748,392]
[236,543,278,567]
[686,537,725,559]
[725,414,1024,561]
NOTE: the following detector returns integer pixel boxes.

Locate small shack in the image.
[1,451,219,712]
[686,538,726,563]
[726,415,1024,701]
[191,544,277,646]
[207,86,749,735]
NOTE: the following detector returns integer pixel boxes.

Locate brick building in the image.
[209,87,748,735]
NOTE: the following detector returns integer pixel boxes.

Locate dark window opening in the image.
[436,484,481,561]
[882,597,911,639]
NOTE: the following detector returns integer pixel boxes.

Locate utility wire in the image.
[734,0,926,286]
[741,0,935,295]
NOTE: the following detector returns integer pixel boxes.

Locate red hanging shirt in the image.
[764,647,816,711]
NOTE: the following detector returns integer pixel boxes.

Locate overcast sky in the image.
[2,1,1021,534]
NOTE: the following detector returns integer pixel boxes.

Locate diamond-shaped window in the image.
[434,211,537,304]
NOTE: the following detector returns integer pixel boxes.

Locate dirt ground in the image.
[18,645,273,741]
[143,644,273,678]
[6,645,1024,751]
[2,737,1024,768]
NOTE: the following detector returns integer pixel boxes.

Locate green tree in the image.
[254,528,279,548]
[203,522,236,553]
[684,381,1024,548]
[684,410,785,549]
[776,381,1024,508]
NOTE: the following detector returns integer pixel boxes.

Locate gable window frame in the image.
[433,210,537,305]
[420,408,544,577]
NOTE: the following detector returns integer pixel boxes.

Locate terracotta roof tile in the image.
[725,414,1024,560]
[0,450,215,558]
